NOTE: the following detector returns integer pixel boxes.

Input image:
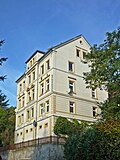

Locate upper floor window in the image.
[92,89,97,99]
[22,96,25,107]
[18,115,21,125]
[69,102,75,113]
[19,99,21,108]
[46,100,49,112]
[30,60,32,67]
[41,83,44,95]
[69,80,75,93]
[46,60,50,70]
[83,51,87,59]
[33,57,35,64]
[93,106,97,117]
[28,75,31,84]
[28,91,31,102]
[33,71,35,81]
[32,89,35,100]
[76,49,80,57]
[23,81,25,90]
[41,65,44,75]
[21,114,24,123]
[68,61,74,72]
[27,110,30,120]
[46,79,50,92]
[19,84,22,93]
[40,104,44,115]
[31,107,34,118]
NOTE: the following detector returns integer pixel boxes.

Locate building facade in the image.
[15,35,108,143]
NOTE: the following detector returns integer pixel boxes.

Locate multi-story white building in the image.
[15,35,108,143]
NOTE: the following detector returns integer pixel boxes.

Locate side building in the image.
[15,35,108,143]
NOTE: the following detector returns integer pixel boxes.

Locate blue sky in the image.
[0,0,120,107]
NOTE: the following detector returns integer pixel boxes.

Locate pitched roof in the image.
[47,34,91,51]
[25,50,45,64]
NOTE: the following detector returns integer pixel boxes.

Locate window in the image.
[30,60,32,67]
[33,57,35,64]
[68,61,74,72]
[21,114,24,123]
[18,115,21,124]
[27,110,30,120]
[19,99,21,108]
[76,49,80,57]
[20,132,22,135]
[32,89,35,100]
[22,96,25,107]
[46,100,49,112]
[83,51,86,59]
[41,65,44,74]
[31,107,34,118]
[39,125,42,129]
[69,80,75,93]
[40,104,44,115]
[46,60,50,70]
[44,123,48,128]
[33,71,35,80]
[28,91,31,102]
[92,89,97,99]
[93,107,97,117]
[41,83,44,95]
[19,84,22,92]
[30,128,33,132]
[28,75,31,84]
[69,102,75,113]
[23,81,25,90]
[26,130,28,133]
[46,79,50,92]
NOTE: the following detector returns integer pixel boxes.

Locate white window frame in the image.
[40,103,44,115]
[46,100,49,112]
[41,83,44,95]
[46,79,50,92]
[69,80,75,93]
[69,101,75,113]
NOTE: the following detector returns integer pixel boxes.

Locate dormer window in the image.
[30,60,32,67]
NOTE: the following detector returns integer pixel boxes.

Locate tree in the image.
[83,27,120,119]
[0,40,7,81]
[0,39,15,146]
[0,40,8,107]
[0,106,15,146]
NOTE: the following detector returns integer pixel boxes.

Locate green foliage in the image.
[64,118,120,160]
[0,90,9,108]
[0,40,7,81]
[0,106,15,146]
[54,117,88,136]
[83,27,120,119]
[0,39,15,146]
